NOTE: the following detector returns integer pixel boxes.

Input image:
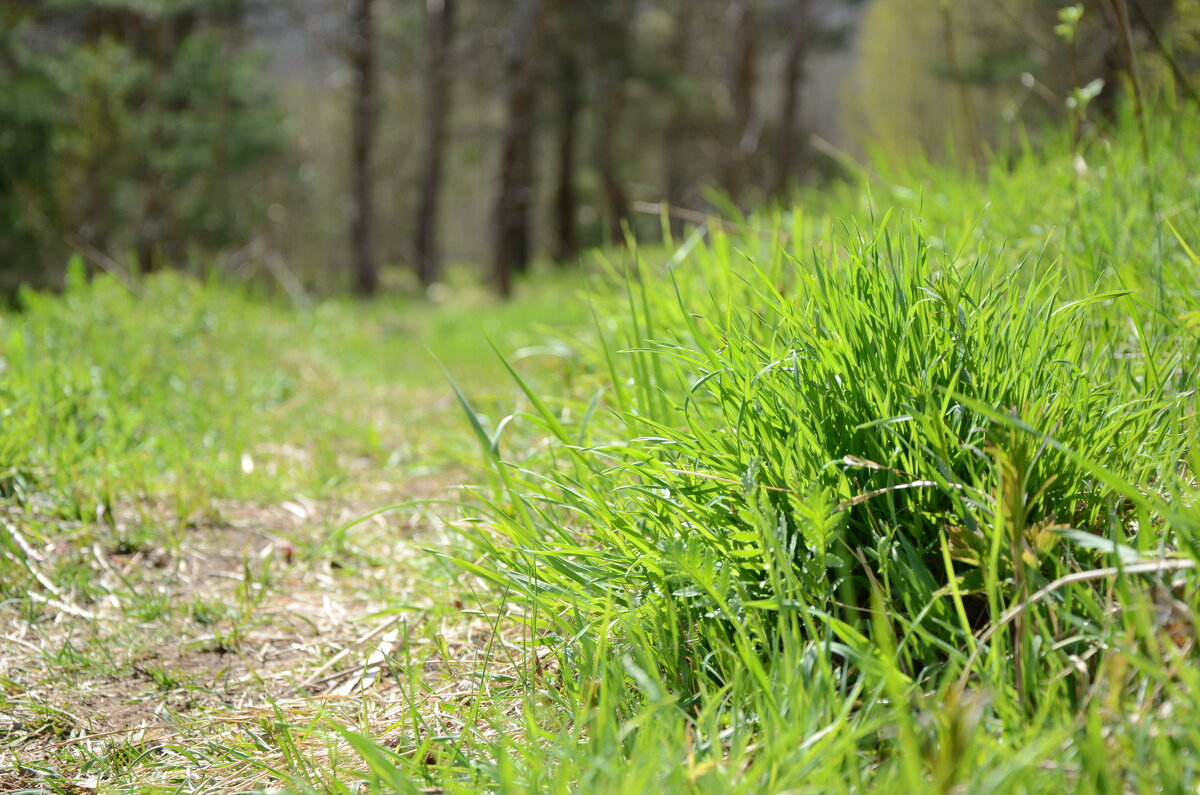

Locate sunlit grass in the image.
[3,104,1199,792]
[393,103,1200,793]
[0,262,586,791]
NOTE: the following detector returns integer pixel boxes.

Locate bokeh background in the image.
[2,0,1197,295]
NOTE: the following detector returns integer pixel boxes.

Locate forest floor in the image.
[0,270,586,792]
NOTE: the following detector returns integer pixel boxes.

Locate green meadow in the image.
[3,103,1200,793]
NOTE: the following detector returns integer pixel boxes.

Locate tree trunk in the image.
[492,0,551,297]
[938,0,980,167]
[1130,0,1198,103]
[595,0,635,245]
[664,0,693,239]
[416,0,454,287]
[350,0,378,296]
[595,72,628,245]
[138,11,181,274]
[1094,0,1179,121]
[773,0,809,198]
[724,0,758,208]
[552,45,580,263]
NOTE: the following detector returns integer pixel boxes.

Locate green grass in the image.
[3,103,1200,792]
[394,104,1200,792]
[0,265,588,791]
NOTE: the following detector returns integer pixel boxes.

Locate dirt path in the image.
[0,471,500,791]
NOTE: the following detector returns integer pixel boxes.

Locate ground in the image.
[3,478,463,790]
[0,274,585,792]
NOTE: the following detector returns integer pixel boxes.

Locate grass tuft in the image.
[429,102,1200,792]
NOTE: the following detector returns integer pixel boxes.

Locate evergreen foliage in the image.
[0,2,284,288]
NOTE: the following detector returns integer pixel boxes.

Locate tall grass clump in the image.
[425,103,1200,791]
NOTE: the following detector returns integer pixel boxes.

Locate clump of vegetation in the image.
[412,102,1200,791]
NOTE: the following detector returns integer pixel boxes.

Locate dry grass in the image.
[1,477,521,791]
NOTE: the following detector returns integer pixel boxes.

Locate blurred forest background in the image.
[1,0,1197,298]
